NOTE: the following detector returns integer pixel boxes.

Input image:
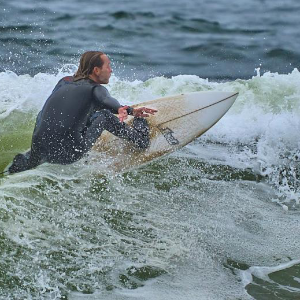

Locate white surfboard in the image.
[92,91,238,171]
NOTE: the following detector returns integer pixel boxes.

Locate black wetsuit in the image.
[8,76,149,174]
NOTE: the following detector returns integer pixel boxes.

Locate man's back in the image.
[34,77,96,143]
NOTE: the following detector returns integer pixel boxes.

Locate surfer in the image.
[8,51,157,174]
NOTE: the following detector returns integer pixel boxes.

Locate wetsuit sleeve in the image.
[93,86,134,115]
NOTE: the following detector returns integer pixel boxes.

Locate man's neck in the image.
[88,74,99,83]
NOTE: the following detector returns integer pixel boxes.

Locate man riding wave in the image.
[8,51,157,174]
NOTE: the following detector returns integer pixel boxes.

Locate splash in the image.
[1,68,300,206]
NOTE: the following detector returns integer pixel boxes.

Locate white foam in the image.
[240,259,300,288]
[1,67,300,205]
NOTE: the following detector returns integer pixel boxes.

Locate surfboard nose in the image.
[185,91,238,108]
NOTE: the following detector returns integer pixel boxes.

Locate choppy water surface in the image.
[1,0,300,299]
[1,70,300,299]
[1,0,300,79]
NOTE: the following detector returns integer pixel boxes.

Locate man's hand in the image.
[118,106,129,122]
[133,107,158,118]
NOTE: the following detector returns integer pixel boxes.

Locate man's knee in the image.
[91,109,113,119]
[132,118,150,149]
[89,109,116,127]
[133,118,149,134]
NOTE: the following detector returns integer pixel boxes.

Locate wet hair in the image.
[74,51,105,81]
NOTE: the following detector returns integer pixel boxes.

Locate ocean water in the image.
[1,0,300,299]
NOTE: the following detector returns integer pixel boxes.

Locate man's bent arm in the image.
[93,86,134,115]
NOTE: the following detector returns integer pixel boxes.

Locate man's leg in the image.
[83,109,150,150]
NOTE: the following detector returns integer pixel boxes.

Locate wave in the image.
[0,37,55,46]
[110,11,156,20]
[266,48,300,60]
[0,68,300,206]
[240,259,300,298]
[0,25,36,33]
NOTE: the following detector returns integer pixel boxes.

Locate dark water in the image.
[1,1,300,299]
[1,0,300,80]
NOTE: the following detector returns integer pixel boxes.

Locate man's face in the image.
[93,54,112,84]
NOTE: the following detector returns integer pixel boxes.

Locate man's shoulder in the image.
[59,77,98,85]
[62,76,74,82]
[54,76,75,87]
[52,77,97,93]
[93,84,109,94]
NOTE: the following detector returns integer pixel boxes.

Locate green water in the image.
[0,110,35,172]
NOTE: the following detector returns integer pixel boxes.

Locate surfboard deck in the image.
[92,91,238,171]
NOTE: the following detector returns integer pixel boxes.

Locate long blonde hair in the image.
[74,51,104,81]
